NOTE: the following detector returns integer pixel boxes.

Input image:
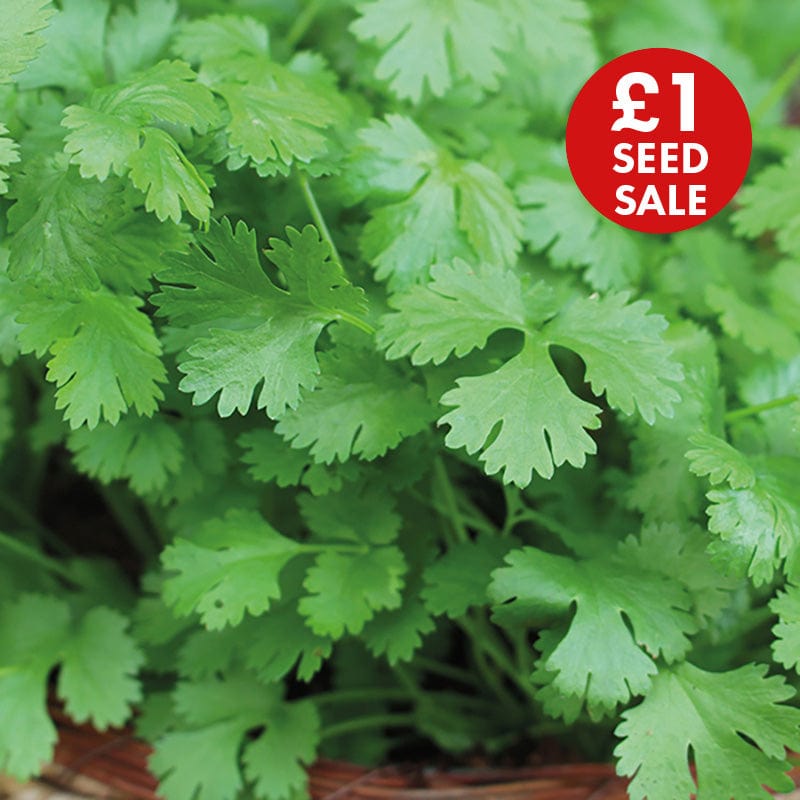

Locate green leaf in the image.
[733,149,800,259]
[546,292,682,424]
[440,339,601,486]
[68,413,184,495]
[377,260,528,365]
[352,116,521,289]
[686,431,756,489]
[243,604,332,683]
[151,674,274,800]
[17,289,165,429]
[298,485,401,545]
[422,534,519,618]
[107,0,178,80]
[18,0,107,92]
[154,219,368,418]
[58,607,144,729]
[276,343,432,463]
[351,0,593,103]
[772,584,800,673]
[62,59,217,222]
[362,599,436,664]
[0,124,21,194]
[518,174,641,291]
[300,547,406,638]
[242,700,320,800]
[161,510,303,629]
[128,126,212,223]
[615,662,800,800]
[703,456,800,586]
[490,547,695,716]
[0,0,55,84]
[0,595,142,779]
[624,323,720,522]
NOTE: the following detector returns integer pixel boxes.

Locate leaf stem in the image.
[724,393,799,422]
[284,0,324,50]
[432,457,469,544]
[413,655,482,688]
[752,53,800,125]
[0,491,70,555]
[296,172,376,336]
[297,171,343,267]
[314,688,412,705]
[0,530,80,585]
[320,713,415,742]
[99,485,160,561]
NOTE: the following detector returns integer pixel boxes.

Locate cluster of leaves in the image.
[1,1,800,799]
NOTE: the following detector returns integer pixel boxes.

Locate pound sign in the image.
[611,71,659,133]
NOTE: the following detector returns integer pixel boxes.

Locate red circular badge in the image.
[566,48,751,234]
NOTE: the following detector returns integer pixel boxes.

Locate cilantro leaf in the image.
[161,510,303,629]
[300,547,406,638]
[275,342,432,463]
[518,173,642,291]
[382,259,680,485]
[422,535,518,618]
[0,124,21,194]
[59,607,144,729]
[615,662,800,800]
[174,16,341,175]
[350,116,521,289]
[772,584,800,673]
[243,700,321,800]
[107,0,178,80]
[624,323,720,522]
[733,149,800,260]
[546,292,682,424]
[152,674,318,800]
[362,599,436,664]
[17,289,166,429]
[154,219,367,418]
[18,0,107,92]
[8,156,187,292]
[243,604,332,683]
[62,60,217,222]
[0,0,54,84]
[0,595,142,779]
[440,339,601,485]
[127,126,212,223]
[490,547,695,716]
[298,485,401,545]
[688,436,800,585]
[68,413,184,495]
[351,0,593,103]
[377,260,528,365]
[687,431,756,489]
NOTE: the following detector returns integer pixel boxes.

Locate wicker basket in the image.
[42,707,800,800]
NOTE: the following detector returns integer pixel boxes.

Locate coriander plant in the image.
[1,1,800,800]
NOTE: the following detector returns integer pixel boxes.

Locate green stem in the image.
[408,488,491,535]
[752,53,800,124]
[512,508,579,544]
[0,530,80,585]
[413,656,482,688]
[100,485,160,561]
[464,629,519,712]
[0,491,70,555]
[432,457,469,544]
[320,713,415,742]
[284,0,324,50]
[296,172,376,336]
[725,394,798,422]
[314,688,411,705]
[297,171,343,267]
